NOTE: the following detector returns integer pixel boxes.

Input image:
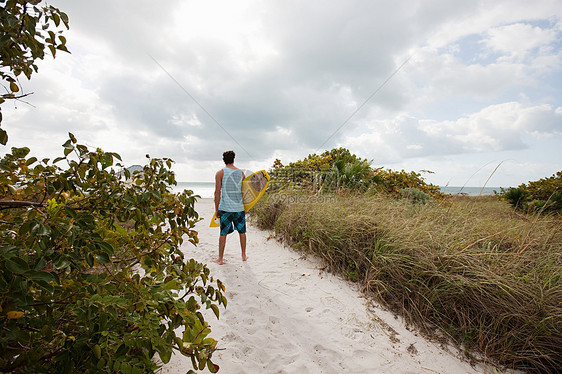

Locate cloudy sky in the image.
[3,0,562,187]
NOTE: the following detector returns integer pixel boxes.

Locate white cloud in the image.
[423,0,562,50]
[515,104,562,136]
[484,23,559,61]
[344,102,562,162]
[1,0,561,187]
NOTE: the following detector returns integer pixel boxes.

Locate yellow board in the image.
[210,170,270,227]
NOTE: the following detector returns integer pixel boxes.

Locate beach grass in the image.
[251,192,562,373]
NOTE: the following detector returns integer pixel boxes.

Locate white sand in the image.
[162,199,506,374]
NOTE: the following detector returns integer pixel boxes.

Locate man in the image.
[213,150,247,265]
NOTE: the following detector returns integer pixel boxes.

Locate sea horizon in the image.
[172,182,503,198]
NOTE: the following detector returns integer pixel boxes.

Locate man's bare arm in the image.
[214,169,223,215]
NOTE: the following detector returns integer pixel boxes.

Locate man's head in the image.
[223,150,235,165]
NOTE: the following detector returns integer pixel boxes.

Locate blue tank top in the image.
[219,167,244,212]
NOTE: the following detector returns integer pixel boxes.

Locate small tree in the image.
[0,135,226,373]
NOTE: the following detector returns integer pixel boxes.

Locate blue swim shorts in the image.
[219,210,246,236]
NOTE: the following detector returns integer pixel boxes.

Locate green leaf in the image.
[115,344,129,358]
[27,270,57,283]
[98,241,114,254]
[6,258,30,274]
[101,154,113,169]
[0,246,17,259]
[121,363,132,374]
[12,147,30,158]
[54,259,70,270]
[31,223,51,236]
[26,157,38,166]
[34,279,55,293]
[96,358,106,370]
[60,11,69,26]
[210,304,220,319]
[0,128,7,145]
[159,349,172,364]
[34,258,46,271]
[198,357,207,370]
[95,253,110,264]
[112,361,121,372]
[123,196,135,205]
[64,207,77,218]
[85,253,94,267]
[93,344,101,360]
[52,12,60,27]
[162,279,179,291]
[207,360,219,373]
[18,222,31,236]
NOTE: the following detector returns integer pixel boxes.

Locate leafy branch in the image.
[0,200,43,209]
[0,0,70,144]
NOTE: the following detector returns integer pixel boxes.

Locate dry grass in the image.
[251,192,562,373]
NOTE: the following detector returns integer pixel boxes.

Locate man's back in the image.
[219,167,244,212]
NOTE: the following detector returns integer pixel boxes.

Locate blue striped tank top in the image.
[219,167,244,212]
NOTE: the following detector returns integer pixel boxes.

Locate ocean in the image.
[439,186,501,196]
[172,182,501,198]
[173,182,215,198]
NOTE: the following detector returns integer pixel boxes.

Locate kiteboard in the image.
[210,169,270,227]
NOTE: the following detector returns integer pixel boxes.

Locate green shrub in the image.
[501,172,562,214]
[399,187,431,204]
[1,136,225,373]
[502,187,527,209]
[268,148,442,198]
[525,171,562,201]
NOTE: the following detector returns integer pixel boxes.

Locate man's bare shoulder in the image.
[215,169,224,188]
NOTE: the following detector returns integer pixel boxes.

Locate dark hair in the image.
[223,150,235,164]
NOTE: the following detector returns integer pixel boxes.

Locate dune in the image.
[162,198,511,374]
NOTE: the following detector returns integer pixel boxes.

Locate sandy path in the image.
[162,199,502,374]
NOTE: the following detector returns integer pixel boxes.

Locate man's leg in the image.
[239,233,247,261]
[214,211,232,265]
[213,235,227,265]
[232,211,247,261]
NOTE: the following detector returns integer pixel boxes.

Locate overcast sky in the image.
[3,0,561,187]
